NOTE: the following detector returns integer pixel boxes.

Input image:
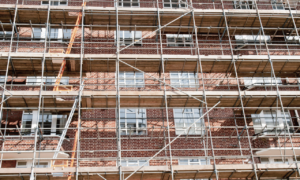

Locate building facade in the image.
[0,0,299,179]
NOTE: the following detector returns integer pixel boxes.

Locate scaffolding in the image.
[0,0,299,180]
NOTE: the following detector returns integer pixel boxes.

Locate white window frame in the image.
[233,0,255,9]
[119,108,147,135]
[41,0,68,6]
[251,110,293,135]
[163,0,188,8]
[26,76,69,85]
[243,77,282,89]
[166,34,193,47]
[271,0,285,10]
[16,160,50,168]
[118,71,145,88]
[178,158,209,165]
[32,28,71,41]
[117,0,140,7]
[121,159,149,166]
[170,72,198,88]
[173,109,204,135]
[21,111,67,136]
[0,76,5,84]
[235,35,271,43]
[285,36,300,43]
[260,157,296,165]
[115,31,142,46]
[16,161,28,168]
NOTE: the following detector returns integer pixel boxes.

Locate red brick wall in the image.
[0,107,299,168]
[1,160,16,168]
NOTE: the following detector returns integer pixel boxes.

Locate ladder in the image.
[52,80,84,162]
[53,2,86,91]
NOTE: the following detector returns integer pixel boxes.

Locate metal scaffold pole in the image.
[156,0,174,178]
[254,0,300,176]
[220,0,258,179]
[191,7,219,180]
[75,1,85,179]
[115,1,122,180]
[30,0,51,178]
[0,0,18,168]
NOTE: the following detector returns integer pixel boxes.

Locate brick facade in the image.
[0,1,299,180]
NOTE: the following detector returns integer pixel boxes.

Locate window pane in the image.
[124,31,132,39]
[33,28,42,39]
[127,160,138,166]
[179,159,189,165]
[123,0,131,7]
[132,0,139,6]
[35,162,49,168]
[164,0,171,7]
[174,109,203,135]
[39,113,52,135]
[22,113,33,134]
[63,29,71,39]
[138,160,148,166]
[17,162,27,168]
[120,109,146,135]
[56,115,67,135]
[27,76,38,85]
[121,161,127,166]
[50,28,59,39]
[171,0,179,8]
[260,158,269,164]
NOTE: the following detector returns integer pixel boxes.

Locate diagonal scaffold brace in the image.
[0,85,13,105]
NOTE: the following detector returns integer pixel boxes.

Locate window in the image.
[32,28,71,41]
[119,72,144,87]
[260,157,291,164]
[26,76,69,85]
[274,159,289,164]
[179,159,208,165]
[173,109,204,135]
[285,36,300,43]
[118,0,139,7]
[233,0,254,9]
[16,161,50,168]
[120,109,147,135]
[21,112,33,135]
[0,76,5,84]
[21,111,67,135]
[35,162,49,168]
[271,0,284,9]
[235,35,271,43]
[170,72,198,88]
[121,160,149,166]
[163,0,188,8]
[260,158,269,164]
[39,113,52,135]
[41,0,67,6]
[251,110,293,134]
[166,34,193,47]
[243,77,281,89]
[115,31,142,46]
[56,115,67,135]
[0,31,13,40]
[16,161,27,168]
[293,157,300,163]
